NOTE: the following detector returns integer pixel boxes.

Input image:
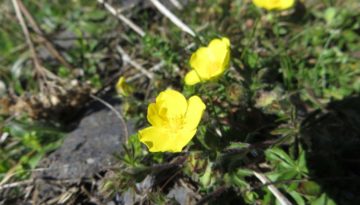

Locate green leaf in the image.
[267,170,298,181]
[27,153,43,169]
[299,181,322,196]
[270,127,293,136]
[297,151,309,175]
[226,142,250,150]
[199,163,213,187]
[225,171,250,188]
[324,8,337,26]
[266,148,295,168]
[5,122,28,138]
[244,50,259,69]
[311,193,336,205]
[244,191,258,204]
[22,132,42,152]
[235,168,253,177]
[121,134,144,166]
[289,191,305,205]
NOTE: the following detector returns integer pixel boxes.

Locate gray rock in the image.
[37,99,128,180]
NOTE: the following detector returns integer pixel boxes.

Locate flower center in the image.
[166,116,185,130]
[158,107,185,131]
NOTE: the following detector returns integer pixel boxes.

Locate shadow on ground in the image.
[301,95,360,205]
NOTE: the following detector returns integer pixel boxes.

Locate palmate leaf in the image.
[265,147,309,189]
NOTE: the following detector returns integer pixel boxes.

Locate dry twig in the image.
[116,46,154,79]
[12,0,63,93]
[169,0,184,10]
[97,0,146,37]
[0,179,33,191]
[253,171,293,205]
[17,0,74,69]
[12,0,42,74]
[149,0,196,37]
[89,94,129,141]
[127,61,165,82]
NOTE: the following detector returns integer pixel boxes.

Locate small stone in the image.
[86,158,95,164]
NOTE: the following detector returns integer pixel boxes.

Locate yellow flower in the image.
[116,76,133,96]
[252,0,295,10]
[185,37,230,86]
[138,89,206,152]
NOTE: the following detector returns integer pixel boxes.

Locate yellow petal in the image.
[252,0,294,10]
[147,103,165,126]
[138,126,196,152]
[221,38,231,70]
[139,90,206,153]
[278,0,294,10]
[252,0,265,8]
[155,89,187,118]
[208,38,230,52]
[221,37,230,47]
[208,38,231,75]
[171,129,197,152]
[253,0,264,8]
[189,47,213,80]
[138,126,172,152]
[184,96,206,130]
[188,38,230,84]
[185,70,201,86]
[116,76,133,96]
